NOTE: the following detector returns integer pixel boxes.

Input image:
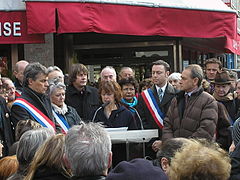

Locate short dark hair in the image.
[69,64,88,85]
[23,63,47,87]
[152,60,170,72]
[118,77,139,93]
[99,81,122,104]
[185,64,203,87]
[205,58,222,69]
[157,138,190,167]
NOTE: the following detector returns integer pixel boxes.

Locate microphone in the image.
[92,102,110,122]
[127,106,144,130]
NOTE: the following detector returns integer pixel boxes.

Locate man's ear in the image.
[166,71,170,77]
[63,153,71,170]
[193,77,199,87]
[28,78,33,86]
[13,71,17,77]
[108,151,113,169]
[160,157,170,172]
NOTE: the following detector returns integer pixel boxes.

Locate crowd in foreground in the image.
[0,58,239,179]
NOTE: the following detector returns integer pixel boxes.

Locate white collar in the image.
[155,83,167,94]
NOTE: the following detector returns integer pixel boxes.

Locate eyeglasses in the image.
[122,88,135,92]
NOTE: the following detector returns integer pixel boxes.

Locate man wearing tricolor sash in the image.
[11,63,55,131]
[137,60,177,158]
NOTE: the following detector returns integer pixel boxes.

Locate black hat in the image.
[106,159,168,180]
[213,71,232,85]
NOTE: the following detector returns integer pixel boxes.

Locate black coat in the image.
[53,106,82,127]
[65,85,100,122]
[11,87,54,128]
[137,84,177,136]
[71,176,106,180]
[94,105,137,130]
[0,97,14,156]
[230,143,240,180]
[33,166,70,180]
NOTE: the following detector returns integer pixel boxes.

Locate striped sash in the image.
[13,98,55,131]
[141,89,164,128]
[52,110,70,134]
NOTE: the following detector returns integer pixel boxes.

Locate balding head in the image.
[119,67,134,80]
[14,60,29,84]
[100,66,117,82]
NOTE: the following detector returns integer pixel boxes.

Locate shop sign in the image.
[0,11,44,44]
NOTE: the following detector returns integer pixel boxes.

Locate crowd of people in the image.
[0,58,239,179]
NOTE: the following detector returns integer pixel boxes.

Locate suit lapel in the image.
[161,83,175,106]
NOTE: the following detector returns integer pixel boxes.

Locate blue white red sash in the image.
[52,110,70,134]
[141,89,164,128]
[13,98,55,131]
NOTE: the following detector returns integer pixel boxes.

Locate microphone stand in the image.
[92,102,110,122]
[128,105,146,158]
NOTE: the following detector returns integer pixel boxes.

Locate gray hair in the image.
[100,66,117,79]
[23,62,47,87]
[185,64,203,87]
[16,128,55,167]
[168,72,181,81]
[48,81,66,95]
[65,123,112,176]
[47,66,63,75]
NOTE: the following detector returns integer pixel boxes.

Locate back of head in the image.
[16,128,55,170]
[106,158,168,180]
[25,134,69,180]
[65,123,112,177]
[23,62,47,87]
[0,155,18,180]
[157,138,191,167]
[167,139,231,180]
[15,120,42,141]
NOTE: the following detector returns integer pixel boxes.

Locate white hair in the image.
[168,72,181,81]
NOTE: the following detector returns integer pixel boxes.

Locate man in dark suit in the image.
[137,60,177,157]
[11,63,54,129]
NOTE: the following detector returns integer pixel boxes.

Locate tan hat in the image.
[213,71,232,85]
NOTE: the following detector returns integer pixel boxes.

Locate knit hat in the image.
[233,118,240,145]
[106,158,168,180]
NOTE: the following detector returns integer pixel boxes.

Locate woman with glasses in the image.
[118,77,142,129]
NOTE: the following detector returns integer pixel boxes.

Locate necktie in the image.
[158,88,163,102]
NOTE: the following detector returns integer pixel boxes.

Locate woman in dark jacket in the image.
[118,77,142,129]
[93,81,137,166]
[24,134,71,180]
[49,81,81,133]
[93,80,137,130]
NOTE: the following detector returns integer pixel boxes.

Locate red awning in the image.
[0,11,44,44]
[25,1,240,54]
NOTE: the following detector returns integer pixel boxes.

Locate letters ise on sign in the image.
[0,22,21,37]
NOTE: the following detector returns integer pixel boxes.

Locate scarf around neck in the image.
[121,96,138,112]
[51,103,68,115]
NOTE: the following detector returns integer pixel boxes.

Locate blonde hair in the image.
[0,155,18,180]
[24,134,70,180]
[167,139,231,180]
